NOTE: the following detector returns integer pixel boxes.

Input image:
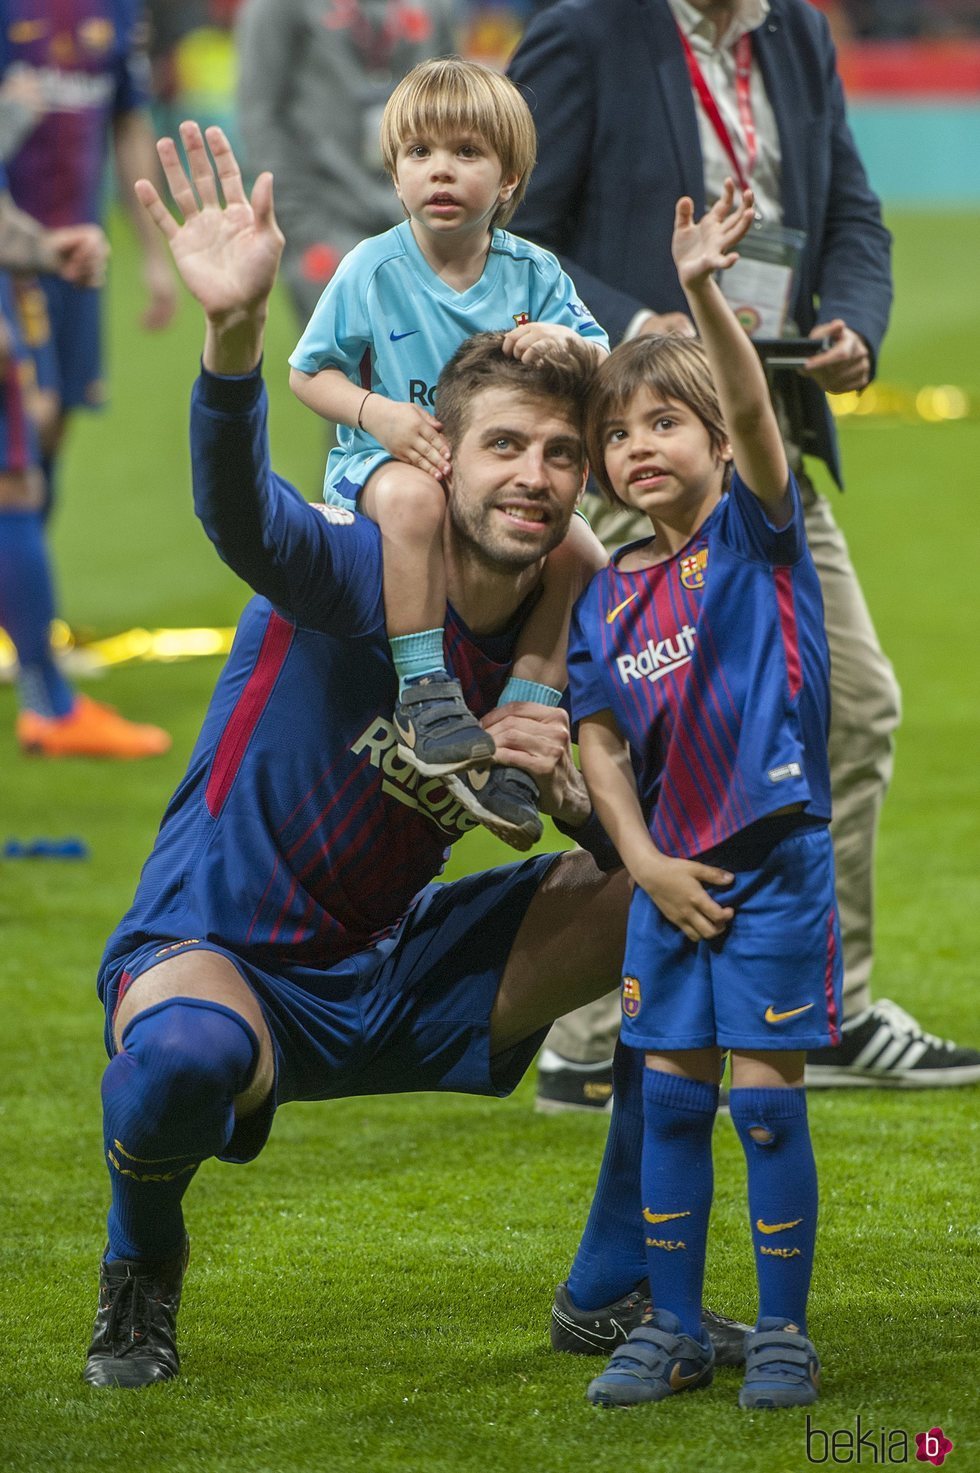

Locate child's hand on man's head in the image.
[360,396,451,479]
[671,178,756,294]
[502,320,582,364]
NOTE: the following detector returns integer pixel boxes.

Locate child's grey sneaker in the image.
[393,676,495,776]
[446,765,543,850]
[586,1308,714,1407]
[738,1318,820,1409]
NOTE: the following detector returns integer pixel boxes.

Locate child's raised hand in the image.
[360,396,451,479]
[671,180,755,293]
[502,321,581,364]
[634,852,735,943]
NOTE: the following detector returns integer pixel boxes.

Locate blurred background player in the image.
[236,0,456,329]
[0,166,169,758]
[509,0,980,1098]
[288,58,608,848]
[0,0,174,757]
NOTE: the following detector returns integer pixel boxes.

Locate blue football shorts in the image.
[37,274,103,410]
[621,818,842,1053]
[100,853,559,1163]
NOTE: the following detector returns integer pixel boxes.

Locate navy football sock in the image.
[729,1087,817,1332]
[0,508,74,716]
[640,1068,718,1339]
[102,998,259,1262]
[566,1042,647,1308]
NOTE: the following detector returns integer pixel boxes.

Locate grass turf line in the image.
[0,210,978,1471]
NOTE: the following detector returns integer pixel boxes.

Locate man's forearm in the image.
[0,194,57,274]
[113,109,170,262]
[203,312,268,377]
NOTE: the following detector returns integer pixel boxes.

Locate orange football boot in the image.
[16,694,171,759]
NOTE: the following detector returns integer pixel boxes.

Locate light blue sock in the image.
[390,629,447,695]
[729,1087,817,1333]
[499,677,563,707]
[0,507,74,716]
[640,1068,718,1339]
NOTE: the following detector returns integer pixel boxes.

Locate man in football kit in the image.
[0,169,171,755]
[81,122,634,1389]
[0,0,175,757]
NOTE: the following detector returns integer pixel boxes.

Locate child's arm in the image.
[579,711,735,943]
[502,320,608,366]
[672,181,790,518]
[289,366,451,481]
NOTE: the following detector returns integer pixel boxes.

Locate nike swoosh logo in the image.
[756,1218,803,1235]
[669,1362,706,1390]
[393,715,416,749]
[389,329,419,341]
[552,1308,630,1346]
[764,1002,815,1024]
[605,592,640,624]
[642,1209,691,1224]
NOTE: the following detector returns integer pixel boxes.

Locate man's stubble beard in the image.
[446,485,571,574]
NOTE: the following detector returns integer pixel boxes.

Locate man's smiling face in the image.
[445,386,587,571]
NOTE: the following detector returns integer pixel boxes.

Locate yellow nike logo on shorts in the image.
[764,1002,815,1024]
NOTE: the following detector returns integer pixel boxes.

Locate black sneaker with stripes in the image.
[806,1000,980,1088]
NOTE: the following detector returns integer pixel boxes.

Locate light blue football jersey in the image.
[289,220,609,503]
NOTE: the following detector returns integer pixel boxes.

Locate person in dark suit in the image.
[508,0,980,1358]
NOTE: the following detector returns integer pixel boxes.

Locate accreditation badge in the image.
[720,222,806,338]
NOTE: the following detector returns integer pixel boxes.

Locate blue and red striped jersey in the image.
[567,472,831,858]
[3,0,149,227]
[100,370,526,985]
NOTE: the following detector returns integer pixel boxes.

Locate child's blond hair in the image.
[586,336,733,505]
[380,57,537,229]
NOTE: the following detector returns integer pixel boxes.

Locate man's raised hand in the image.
[134,122,284,326]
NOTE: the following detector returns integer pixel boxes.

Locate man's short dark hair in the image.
[435,331,596,451]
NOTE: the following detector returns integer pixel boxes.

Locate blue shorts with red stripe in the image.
[99,853,559,1164]
[621,816,842,1052]
[36,274,103,411]
[0,273,40,472]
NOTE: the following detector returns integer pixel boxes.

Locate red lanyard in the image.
[678,27,757,195]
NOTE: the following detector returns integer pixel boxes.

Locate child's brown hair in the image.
[586,336,732,504]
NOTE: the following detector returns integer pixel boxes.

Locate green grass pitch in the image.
[0,210,977,1472]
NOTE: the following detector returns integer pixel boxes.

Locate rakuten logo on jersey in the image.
[351,717,480,837]
[616,624,697,685]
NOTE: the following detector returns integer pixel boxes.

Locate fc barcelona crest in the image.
[680,547,708,590]
[622,975,641,1018]
[512,311,530,326]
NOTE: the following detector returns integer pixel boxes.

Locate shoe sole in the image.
[805,1064,980,1088]
[444,772,542,850]
[82,1361,178,1388]
[587,1367,713,1407]
[739,1385,818,1409]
